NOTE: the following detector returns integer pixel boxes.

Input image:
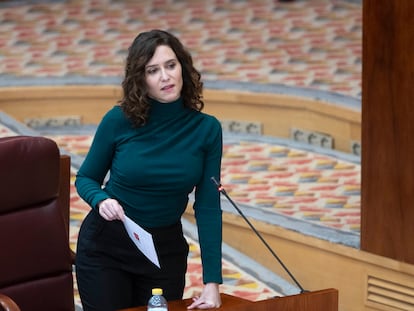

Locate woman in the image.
[75,29,223,310]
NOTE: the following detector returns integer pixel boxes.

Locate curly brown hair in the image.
[119,29,204,127]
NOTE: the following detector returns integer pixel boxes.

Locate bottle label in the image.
[148,308,168,311]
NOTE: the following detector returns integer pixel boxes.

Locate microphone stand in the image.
[211,176,307,294]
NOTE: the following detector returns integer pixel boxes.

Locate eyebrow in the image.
[145,58,177,69]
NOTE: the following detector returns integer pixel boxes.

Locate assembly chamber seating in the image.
[0,136,74,311]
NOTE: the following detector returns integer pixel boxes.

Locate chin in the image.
[163,95,180,103]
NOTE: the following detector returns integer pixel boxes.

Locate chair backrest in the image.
[0,136,74,311]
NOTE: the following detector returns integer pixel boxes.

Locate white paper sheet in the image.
[123,215,160,268]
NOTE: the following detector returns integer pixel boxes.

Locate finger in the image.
[187,301,202,309]
[187,299,214,310]
[195,302,214,309]
[187,299,202,309]
[116,208,125,221]
[103,211,114,221]
[105,206,115,218]
[108,202,124,220]
[118,212,125,221]
[100,205,117,221]
[99,207,109,220]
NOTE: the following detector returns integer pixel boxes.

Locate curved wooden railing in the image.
[0,85,360,154]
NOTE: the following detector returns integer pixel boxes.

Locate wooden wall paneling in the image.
[361,0,414,263]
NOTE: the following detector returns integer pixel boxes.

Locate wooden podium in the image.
[119,288,338,311]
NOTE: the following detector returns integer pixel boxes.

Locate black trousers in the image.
[75,209,189,311]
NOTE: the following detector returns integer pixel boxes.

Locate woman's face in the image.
[145,45,183,103]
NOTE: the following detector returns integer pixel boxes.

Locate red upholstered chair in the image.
[0,136,74,311]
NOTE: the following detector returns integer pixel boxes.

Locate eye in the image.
[166,61,177,70]
[146,67,158,75]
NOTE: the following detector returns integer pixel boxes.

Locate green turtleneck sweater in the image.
[75,98,223,284]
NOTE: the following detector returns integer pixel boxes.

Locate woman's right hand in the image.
[98,198,125,221]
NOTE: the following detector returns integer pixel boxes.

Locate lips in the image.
[161,84,174,91]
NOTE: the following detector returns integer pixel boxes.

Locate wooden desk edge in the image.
[118,293,253,311]
[119,289,338,311]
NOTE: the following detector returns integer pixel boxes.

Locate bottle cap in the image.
[152,288,163,295]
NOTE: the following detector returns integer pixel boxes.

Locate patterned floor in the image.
[0,0,361,99]
[0,0,362,308]
[0,0,363,232]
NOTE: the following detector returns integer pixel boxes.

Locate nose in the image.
[160,68,169,81]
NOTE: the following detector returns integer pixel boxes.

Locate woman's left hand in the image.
[187,283,221,309]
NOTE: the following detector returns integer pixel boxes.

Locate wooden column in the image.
[361,0,414,263]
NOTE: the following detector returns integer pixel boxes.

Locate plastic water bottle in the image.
[147,288,168,311]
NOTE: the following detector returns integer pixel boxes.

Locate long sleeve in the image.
[75,107,119,209]
[193,118,223,284]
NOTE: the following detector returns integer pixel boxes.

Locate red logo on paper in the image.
[133,232,140,240]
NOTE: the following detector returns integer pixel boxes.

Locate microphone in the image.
[210,176,307,294]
